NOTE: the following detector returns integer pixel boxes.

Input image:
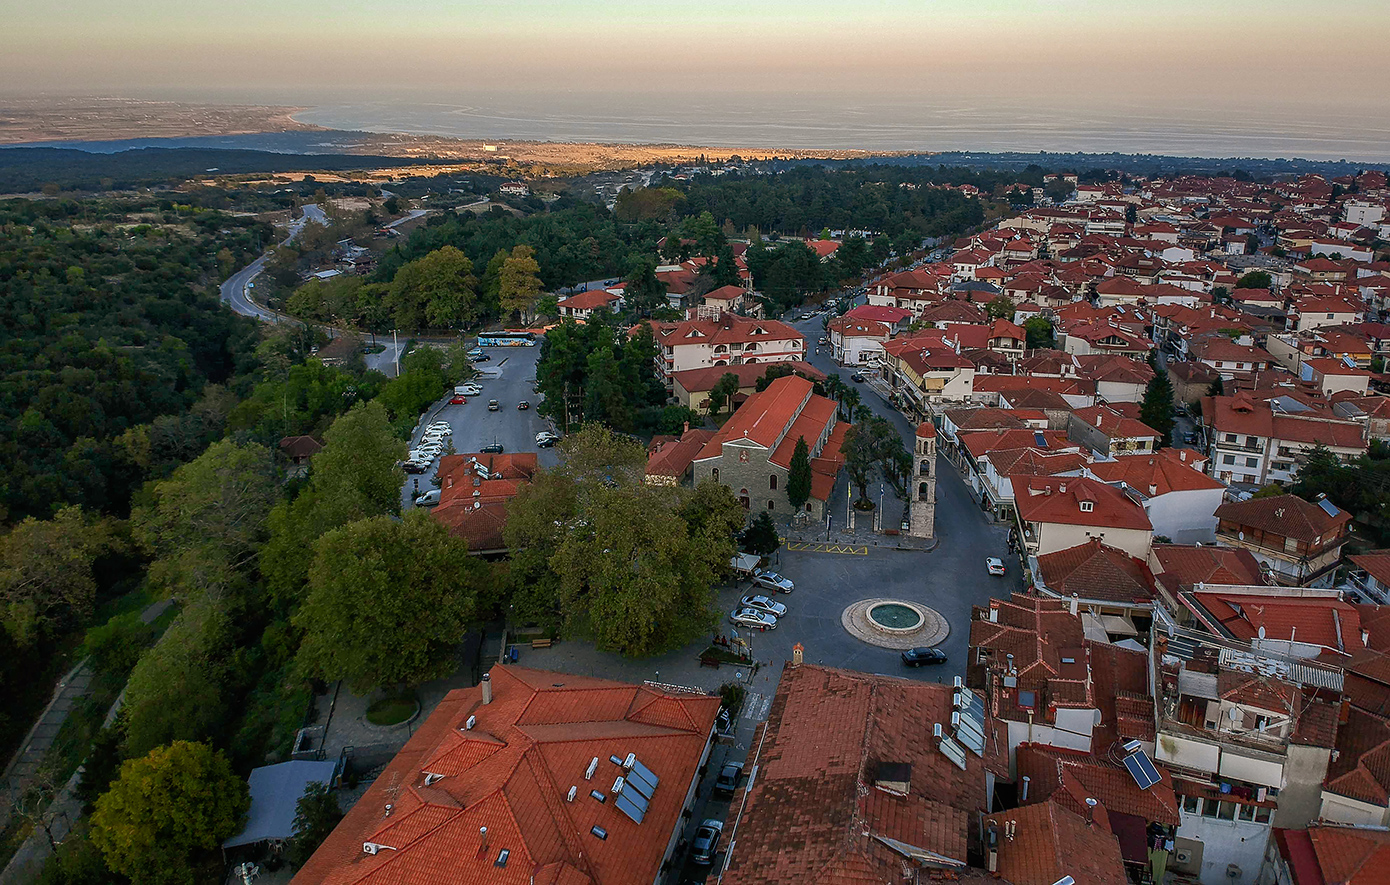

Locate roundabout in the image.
[841,598,949,650]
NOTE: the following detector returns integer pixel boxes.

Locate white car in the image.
[729,608,777,631]
[456,384,482,397]
[415,489,441,506]
[739,594,787,617]
[750,569,794,594]
[986,557,1006,576]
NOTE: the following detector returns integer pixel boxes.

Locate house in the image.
[842,303,913,335]
[691,374,847,519]
[1033,539,1159,620]
[1188,337,1273,385]
[1151,623,1342,880]
[987,318,1027,359]
[669,360,823,414]
[1301,357,1371,397]
[644,427,716,486]
[278,435,323,476]
[1067,405,1160,456]
[1088,449,1226,543]
[987,801,1128,885]
[558,287,624,320]
[1320,708,1390,827]
[430,453,540,555]
[645,314,805,387]
[498,181,530,197]
[1201,392,1366,486]
[1270,824,1390,885]
[719,662,1005,885]
[881,336,977,414]
[1014,476,1154,560]
[1147,543,1267,622]
[1182,585,1363,661]
[292,666,720,885]
[1213,493,1352,587]
[826,316,892,367]
[1348,550,1390,604]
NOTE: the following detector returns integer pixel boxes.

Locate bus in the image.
[476,331,537,347]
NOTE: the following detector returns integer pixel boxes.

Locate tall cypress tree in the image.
[787,436,812,511]
[1140,364,1177,448]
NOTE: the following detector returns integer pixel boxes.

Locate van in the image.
[415,489,441,507]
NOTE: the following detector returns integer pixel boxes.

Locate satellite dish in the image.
[1258,625,1266,639]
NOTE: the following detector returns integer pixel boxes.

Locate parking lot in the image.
[401,343,561,510]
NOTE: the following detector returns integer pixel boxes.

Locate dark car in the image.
[690,820,723,865]
[1183,431,1199,444]
[480,443,504,454]
[712,762,744,798]
[517,400,530,410]
[850,372,865,383]
[901,647,947,667]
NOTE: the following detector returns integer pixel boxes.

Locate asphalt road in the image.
[401,343,561,511]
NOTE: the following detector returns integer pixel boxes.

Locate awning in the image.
[223,760,338,848]
[1101,614,1139,636]
[1081,613,1110,643]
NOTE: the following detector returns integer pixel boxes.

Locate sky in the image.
[3,0,1389,154]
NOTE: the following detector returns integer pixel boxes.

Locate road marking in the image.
[781,538,869,555]
[742,692,771,721]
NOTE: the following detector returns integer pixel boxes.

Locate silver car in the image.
[739,594,787,617]
[750,570,794,594]
[729,608,777,631]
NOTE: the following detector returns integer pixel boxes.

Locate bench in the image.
[699,656,721,669]
[530,638,553,649]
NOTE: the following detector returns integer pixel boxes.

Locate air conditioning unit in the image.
[1174,848,1194,866]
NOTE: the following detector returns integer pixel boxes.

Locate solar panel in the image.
[625,767,656,800]
[952,712,985,755]
[627,757,660,789]
[938,733,968,771]
[615,791,646,823]
[1123,749,1162,790]
[620,783,649,814]
[1318,497,1341,517]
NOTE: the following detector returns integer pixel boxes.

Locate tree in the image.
[91,741,248,885]
[786,436,812,511]
[984,296,1015,321]
[1140,366,1177,447]
[261,402,404,604]
[287,781,343,867]
[1236,270,1273,291]
[1207,376,1226,397]
[708,372,741,418]
[134,440,278,577]
[0,506,118,647]
[121,597,236,757]
[1023,316,1055,350]
[498,244,543,322]
[710,241,740,288]
[741,510,781,556]
[622,254,666,316]
[387,246,478,331]
[840,417,906,507]
[294,511,484,692]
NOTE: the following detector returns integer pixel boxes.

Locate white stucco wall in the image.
[1146,487,1224,543]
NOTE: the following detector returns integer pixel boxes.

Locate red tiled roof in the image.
[961,429,1074,459]
[1015,743,1179,826]
[1070,405,1160,442]
[720,665,1002,885]
[293,667,720,885]
[558,289,621,311]
[670,360,823,394]
[645,428,716,479]
[1149,543,1265,589]
[702,284,745,302]
[843,304,912,325]
[1351,551,1390,589]
[1214,494,1352,544]
[1036,540,1157,605]
[279,435,323,459]
[1088,449,1224,495]
[988,801,1127,885]
[1193,593,1364,655]
[1308,825,1390,885]
[1324,707,1390,807]
[431,453,540,553]
[1015,477,1153,532]
[694,374,814,456]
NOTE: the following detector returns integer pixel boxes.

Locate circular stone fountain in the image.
[841,598,948,649]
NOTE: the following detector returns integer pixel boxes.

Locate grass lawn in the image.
[366,694,419,726]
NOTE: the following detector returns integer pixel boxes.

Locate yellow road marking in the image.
[781,538,869,555]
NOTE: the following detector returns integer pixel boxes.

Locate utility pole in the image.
[393,329,400,377]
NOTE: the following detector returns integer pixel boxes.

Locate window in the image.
[1255,807,1273,824]
[767,500,775,510]
[1238,804,1256,822]
[1246,457,1258,468]
[1079,501,1094,512]
[1225,433,1238,443]
[712,468,719,483]
[1182,795,1200,814]
[1217,801,1236,820]
[770,475,777,490]
[1201,799,1218,818]
[1223,455,1236,465]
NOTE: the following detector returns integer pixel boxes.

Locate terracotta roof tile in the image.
[1036,540,1157,604]
[988,801,1127,885]
[1015,477,1153,532]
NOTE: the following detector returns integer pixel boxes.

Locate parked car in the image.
[901,647,947,667]
[517,400,530,410]
[750,569,794,594]
[712,762,744,798]
[488,399,500,411]
[402,460,428,474]
[690,820,724,865]
[739,594,787,617]
[729,608,777,631]
[986,557,1006,576]
[415,489,441,507]
[818,337,828,345]
[850,372,865,383]
[1183,431,1199,444]
[480,443,504,454]
[536,431,560,447]
[456,384,482,396]
[449,395,467,404]
[427,422,452,431]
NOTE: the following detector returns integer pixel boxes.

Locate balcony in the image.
[1213,439,1263,454]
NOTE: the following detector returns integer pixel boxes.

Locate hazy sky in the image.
[4,0,1388,111]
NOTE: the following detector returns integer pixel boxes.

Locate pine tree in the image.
[787,437,812,511]
[1140,366,1177,447]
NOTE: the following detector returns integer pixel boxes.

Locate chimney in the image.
[481,672,492,705]
[682,420,689,435]
[1085,797,1097,825]
[1021,776,1030,802]
[479,827,489,850]
[1069,593,1079,616]
[989,599,1000,622]
[1363,630,1371,647]
[792,642,804,666]
[1058,482,1067,494]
